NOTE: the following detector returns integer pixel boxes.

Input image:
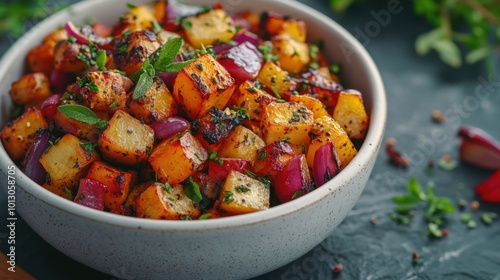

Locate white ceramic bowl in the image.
[0,0,386,279]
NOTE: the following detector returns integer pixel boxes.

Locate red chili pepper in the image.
[475,170,500,203]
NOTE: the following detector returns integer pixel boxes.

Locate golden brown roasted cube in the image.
[79,71,128,112]
[272,36,310,73]
[1,108,48,161]
[85,161,137,212]
[219,170,270,215]
[252,141,295,177]
[39,134,99,196]
[128,77,178,124]
[191,107,242,151]
[183,9,236,48]
[289,94,329,120]
[148,132,207,185]
[217,125,266,164]
[53,106,101,142]
[261,11,307,42]
[306,116,357,170]
[256,62,297,98]
[333,89,369,139]
[27,29,68,76]
[299,69,342,112]
[173,54,236,120]
[112,4,157,35]
[112,30,161,76]
[260,102,314,154]
[228,80,277,122]
[53,40,91,75]
[98,110,155,165]
[9,73,52,106]
[133,182,201,220]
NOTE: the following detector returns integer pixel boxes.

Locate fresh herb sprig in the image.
[330,0,499,73]
[131,37,193,100]
[57,104,108,129]
[391,177,455,238]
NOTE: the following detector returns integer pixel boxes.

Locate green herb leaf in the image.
[243,169,257,179]
[257,150,266,160]
[199,213,211,220]
[223,191,233,204]
[208,150,223,165]
[258,177,271,189]
[157,60,194,73]
[58,104,102,125]
[481,212,498,225]
[427,223,443,238]
[392,195,421,205]
[407,177,426,200]
[79,142,95,156]
[96,50,107,70]
[291,190,301,200]
[133,72,154,100]
[153,37,184,71]
[184,176,202,203]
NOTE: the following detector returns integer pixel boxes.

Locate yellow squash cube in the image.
[183,9,236,48]
[219,170,270,215]
[217,125,266,164]
[272,36,310,73]
[333,89,369,139]
[228,80,277,122]
[173,54,235,120]
[256,62,297,97]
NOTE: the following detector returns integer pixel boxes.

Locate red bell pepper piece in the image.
[475,170,500,203]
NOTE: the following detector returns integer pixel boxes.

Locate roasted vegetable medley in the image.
[0,1,369,220]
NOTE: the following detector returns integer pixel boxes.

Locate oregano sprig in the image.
[131,37,193,100]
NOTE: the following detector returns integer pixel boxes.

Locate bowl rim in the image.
[0,0,386,232]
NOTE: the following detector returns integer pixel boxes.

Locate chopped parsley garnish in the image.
[223,191,234,204]
[291,190,301,200]
[236,185,251,193]
[257,150,266,161]
[195,152,205,161]
[208,150,223,165]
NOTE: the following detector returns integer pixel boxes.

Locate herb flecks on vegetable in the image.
[57,104,108,128]
[132,37,193,100]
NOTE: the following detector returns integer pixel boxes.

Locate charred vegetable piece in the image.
[53,40,92,75]
[333,89,369,139]
[273,154,313,203]
[9,73,52,106]
[112,4,157,35]
[299,69,343,112]
[256,61,297,100]
[289,94,329,120]
[27,29,68,76]
[191,107,242,151]
[183,8,237,49]
[80,71,128,112]
[313,142,341,187]
[252,141,296,177]
[112,30,161,76]
[53,103,102,143]
[219,170,270,215]
[217,125,266,164]
[228,80,277,122]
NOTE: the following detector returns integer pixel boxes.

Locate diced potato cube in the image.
[256,62,297,98]
[272,36,310,73]
[299,70,342,112]
[289,94,329,120]
[252,141,295,177]
[27,29,68,76]
[219,170,270,215]
[134,182,201,220]
[54,40,91,75]
[80,71,127,112]
[53,106,101,142]
[39,134,99,196]
[85,161,137,212]
[307,116,357,170]
[9,73,52,106]
[148,132,207,185]
[128,77,178,124]
[112,30,161,76]
[261,11,307,42]
[1,108,48,161]
[191,107,241,151]
[173,54,236,120]
[228,80,277,122]
[98,110,155,165]
[217,125,265,164]
[333,89,369,139]
[260,102,314,154]
[112,4,157,35]
[183,9,236,49]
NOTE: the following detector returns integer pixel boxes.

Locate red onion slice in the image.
[149,116,190,140]
[74,178,106,210]
[50,69,73,93]
[217,41,263,81]
[24,130,50,185]
[313,142,341,187]
[64,21,111,47]
[213,31,261,54]
[40,93,63,121]
[273,154,312,203]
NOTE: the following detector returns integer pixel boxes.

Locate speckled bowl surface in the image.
[0,0,386,279]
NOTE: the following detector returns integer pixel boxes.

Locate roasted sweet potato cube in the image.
[148,132,207,185]
[333,89,369,139]
[260,102,314,154]
[228,80,277,122]
[256,62,297,99]
[289,94,329,119]
[307,116,357,170]
[299,70,343,112]
[219,170,270,215]
[173,54,236,120]
[252,141,295,177]
[39,134,99,196]
[134,182,201,220]
[112,30,161,76]
[112,4,157,35]
[9,73,52,106]
[98,110,155,165]
[261,11,307,42]
[217,125,265,164]
[1,108,48,161]
[128,77,178,124]
[272,36,310,73]
[79,71,127,112]
[191,107,242,151]
[85,161,137,211]
[27,29,68,76]
[183,9,236,48]
[54,40,91,75]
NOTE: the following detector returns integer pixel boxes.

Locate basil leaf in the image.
[184,176,202,203]
[133,72,154,100]
[58,104,101,124]
[154,37,184,71]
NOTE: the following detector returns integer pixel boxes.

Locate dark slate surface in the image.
[1,1,499,279]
